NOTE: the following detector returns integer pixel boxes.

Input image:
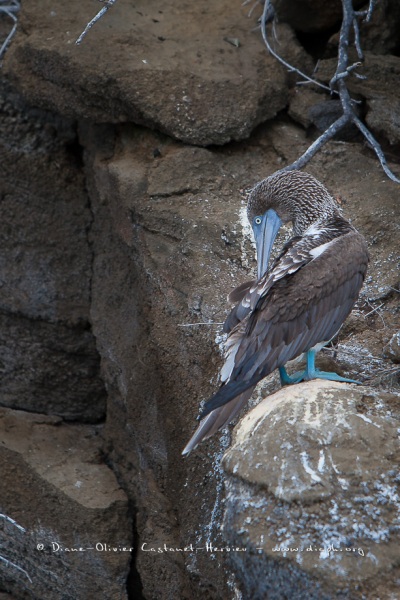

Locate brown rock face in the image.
[3,0,293,146]
[77,121,399,599]
[0,313,105,421]
[273,0,362,32]
[0,83,106,421]
[0,1,399,599]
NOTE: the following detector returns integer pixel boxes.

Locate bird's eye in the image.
[254,216,262,225]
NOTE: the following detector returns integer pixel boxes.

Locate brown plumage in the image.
[182,171,369,455]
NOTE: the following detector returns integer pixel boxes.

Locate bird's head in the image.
[247,170,339,279]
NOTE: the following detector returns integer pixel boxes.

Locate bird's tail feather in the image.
[199,376,258,419]
[182,386,255,456]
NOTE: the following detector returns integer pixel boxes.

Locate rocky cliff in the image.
[0,1,399,599]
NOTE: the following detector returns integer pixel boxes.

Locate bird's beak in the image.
[254,209,282,280]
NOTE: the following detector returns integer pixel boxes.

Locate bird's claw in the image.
[309,370,362,385]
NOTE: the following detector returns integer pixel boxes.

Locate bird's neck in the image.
[302,213,354,238]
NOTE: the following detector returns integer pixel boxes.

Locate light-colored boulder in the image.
[223,380,400,598]
[0,408,131,600]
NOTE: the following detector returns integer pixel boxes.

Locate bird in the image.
[182,170,369,456]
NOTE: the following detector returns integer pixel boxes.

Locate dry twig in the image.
[260,1,332,93]
[0,513,32,583]
[178,322,224,327]
[0,0,19,60]
[76,0,118,45]
[259,0,400,183]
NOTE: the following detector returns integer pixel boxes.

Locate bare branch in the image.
[281,114,349,172]
[332,0,400,183]
[352,15,365,61]
[256,0,400,182]
[330,61,363,86]
[0,0,20,60]
[364,0,378,23]
[259,0,332,93]
[76,0,118,46]
[353,116,400,183]
[0,554,32,584]
[0,513,32,583]
[243,0,263,19]
[0,513,26,533]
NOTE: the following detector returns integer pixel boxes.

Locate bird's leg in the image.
[279,350,362,386]
[303,349,362,384]
[279,366,304,385]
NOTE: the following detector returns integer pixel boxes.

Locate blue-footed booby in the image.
[182,171,369,455]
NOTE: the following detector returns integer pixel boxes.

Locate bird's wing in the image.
[223,235,306,333]
[219,232,340,392]
[200,230,368,418]
[182,239,306,456]
[227,280,256,305]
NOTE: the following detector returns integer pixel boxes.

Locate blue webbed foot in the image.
[279,350,362,386]
[309,369,362,385]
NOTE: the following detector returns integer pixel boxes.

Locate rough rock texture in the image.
[223,380,400,599]
[80,124,246,600]
[0,82,106,421]
[2,0,306,146]
[384,332,400,364]
[365,97,400,147]
[288,89,360,141]
[0,82,89,325]
[317,52,400,145]
[0,313,105,420]
[288,87,327,129]
[273,0,364,32]
[0,408,131,599]
[328,0,400,55]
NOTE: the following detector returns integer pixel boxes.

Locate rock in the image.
[356,0,400,56]
[0,82,90,325]
[273,0,364,32]
[383,332,400,363]
[146,146,218,197]
[223,380,400,598]
[1,63,399,598]
[316,52,400,145]
[0,313,106,421]
[366,97,400,146]
[308,100,361,140]
[288,89,360,140]
[3,0,294,146]
[82,124,242,600]
[288,87,326,129]
[0,82,106,422]
[0,408,131,600]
